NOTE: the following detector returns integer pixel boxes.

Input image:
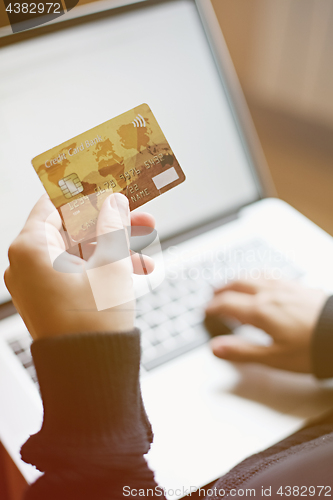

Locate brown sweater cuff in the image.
[21,330,153,471]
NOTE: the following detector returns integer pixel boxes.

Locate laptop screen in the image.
[0,0,261,303]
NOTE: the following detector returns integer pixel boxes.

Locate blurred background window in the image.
[213,0,333,236]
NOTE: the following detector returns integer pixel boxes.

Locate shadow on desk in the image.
[181,410,333,500]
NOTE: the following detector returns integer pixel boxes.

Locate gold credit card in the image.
[31,104,186,242]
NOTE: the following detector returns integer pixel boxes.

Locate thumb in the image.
[210,335,276,365]
[84,193,134,311]
[87,193,131,269]
[96,192,130,236]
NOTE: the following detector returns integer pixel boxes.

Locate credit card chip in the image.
[58,173,84,198]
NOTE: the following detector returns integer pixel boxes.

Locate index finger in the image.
[214,278,279,296]
[205,290,265,329]
[130,211,155,230]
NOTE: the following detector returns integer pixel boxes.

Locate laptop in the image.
[1,0,333,498]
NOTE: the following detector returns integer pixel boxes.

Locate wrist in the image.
[75,297,136,334]
[30,301,135,340]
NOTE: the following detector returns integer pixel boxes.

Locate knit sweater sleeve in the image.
[21,329,164,499]
[312,296,333,379]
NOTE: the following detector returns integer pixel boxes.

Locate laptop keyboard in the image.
[6,239,303,384]
[8,335,37,385]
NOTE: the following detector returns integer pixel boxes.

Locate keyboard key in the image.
[181,309,204,327]
[160,301,188,318]
[181,278,199,292]
[159,291,174,304]
[146,291,173,308]
[141,310,169,327]
[135,318,150,332]
[154,325,174,342]
[173,317,191,333]
[17,351,33,367]
[163,282,190,300]
[136,300,153,316]
[156,320,176,336]
[8,341,24,355]
[180,293,199,310]
[161,336,179,350]
[143,329,160,346]
[22,358,35,370]
[141,346,158,363]
[141,327,209,371]
[180,328,199,342]
[140,334,151,350]
[25,365,37,381]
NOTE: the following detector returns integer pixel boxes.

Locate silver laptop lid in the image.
[0,0,273,304]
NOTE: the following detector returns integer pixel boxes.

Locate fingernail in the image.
[114,193,129,208]
[110,193,129,215]
[109,194,118,210]
[212,343,226,356]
